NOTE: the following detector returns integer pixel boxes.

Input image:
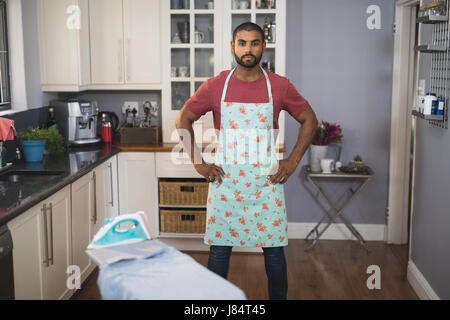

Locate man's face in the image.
[231,30,265,69]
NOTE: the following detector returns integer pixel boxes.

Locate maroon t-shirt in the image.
[185,70,310,131]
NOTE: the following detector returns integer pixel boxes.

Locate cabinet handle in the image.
[108,163,114,207]
[48,202,54,266]
[41,204,50,268]
[118,39,123,83]
[127,39,131,82]
[93,171,98,225]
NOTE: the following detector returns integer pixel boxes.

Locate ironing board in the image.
[86,239,247,300]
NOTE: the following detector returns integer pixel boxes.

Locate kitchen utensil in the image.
[97,111,119,133]
[320,158,334,174]
[87,212,151,250]
[177,21,190,43]
[101,114,112,143]
[179,66,189,77]
[240,1,249,9]
[195,30,205,43]
[172,32,182,44]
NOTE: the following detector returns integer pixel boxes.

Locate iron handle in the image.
[41,204,50,267]
[48,202,54,266]
[93,171,97,225]
[108,163,114,206]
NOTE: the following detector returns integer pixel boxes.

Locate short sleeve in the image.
[185,80,212,117]
[282,80,310,118]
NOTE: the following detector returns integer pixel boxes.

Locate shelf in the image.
[412,110,447,121]
[415,44,447,53]
[417,15,448,24]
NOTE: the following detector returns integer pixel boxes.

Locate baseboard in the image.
[287,222,386,241]
[407,260,440,300]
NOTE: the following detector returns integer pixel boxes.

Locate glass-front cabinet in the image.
[162,0,286,144]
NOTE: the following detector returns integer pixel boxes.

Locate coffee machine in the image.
[50,99,101,146]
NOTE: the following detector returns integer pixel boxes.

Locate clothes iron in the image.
[87,212,151,250]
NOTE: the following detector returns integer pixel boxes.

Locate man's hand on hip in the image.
[194,163,225,183]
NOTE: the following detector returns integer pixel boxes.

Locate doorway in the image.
[388,0,421,253]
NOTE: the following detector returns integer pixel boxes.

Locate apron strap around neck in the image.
[221,66,273,103]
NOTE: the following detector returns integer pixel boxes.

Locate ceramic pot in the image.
[309,144,328,173]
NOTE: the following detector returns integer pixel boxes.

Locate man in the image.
[175,22,317,300]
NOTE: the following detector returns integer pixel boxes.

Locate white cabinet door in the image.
[123,0,161,84]
[8,205,46,299]
[37,0,91,91]
[89,0,124,84]
[71,172,96,284]
[8,186,72,300]
[41,186,72,300]
[118,152,157,237]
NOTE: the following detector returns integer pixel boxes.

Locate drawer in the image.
[159,179,208,206]
[159,209,206,234]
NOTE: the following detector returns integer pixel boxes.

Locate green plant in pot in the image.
[17,126,65,162]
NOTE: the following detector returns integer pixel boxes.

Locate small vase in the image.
[309,144,328,173]
[21,140,47,162]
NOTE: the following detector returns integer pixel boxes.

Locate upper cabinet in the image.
[37,0,91,91]
[37,0,162,91]
[89,0,161,88]
[161,0,286,144]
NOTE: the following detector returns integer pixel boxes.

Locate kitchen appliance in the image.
[0,224,14,300]
[97,111,119,134]
[87,212,151,250]
[50,100,101,146]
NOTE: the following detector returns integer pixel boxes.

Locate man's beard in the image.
[234,53,263,69]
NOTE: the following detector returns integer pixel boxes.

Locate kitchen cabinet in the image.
[118,152,157,238]
[94,155,119,219]
[8,186,72,300]
[161,0,286,144]
[37,0,91,91]
[71,170,99,284]
[89,0,162,89]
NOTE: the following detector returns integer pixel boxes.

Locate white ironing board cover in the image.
[86,240,247,300]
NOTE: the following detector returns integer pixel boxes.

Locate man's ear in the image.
[230,41,234,52]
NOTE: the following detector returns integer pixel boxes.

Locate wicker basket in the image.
[159,180,209,205]
[160,209,206,233]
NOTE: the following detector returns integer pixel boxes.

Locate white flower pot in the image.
[309,144,328,173]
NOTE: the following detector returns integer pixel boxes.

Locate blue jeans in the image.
[207,245,288,300]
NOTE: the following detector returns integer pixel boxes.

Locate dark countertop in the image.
[0,144,121,227]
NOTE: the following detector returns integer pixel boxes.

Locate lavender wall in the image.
[284,0,395,224]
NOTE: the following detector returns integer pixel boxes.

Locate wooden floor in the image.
[71,239,418,300]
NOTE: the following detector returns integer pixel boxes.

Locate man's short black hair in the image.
[232,22,264,43]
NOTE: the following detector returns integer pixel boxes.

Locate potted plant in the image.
[309,121,343,172]
[17,126,65,162]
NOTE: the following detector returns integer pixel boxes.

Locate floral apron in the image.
[204,66,288,248]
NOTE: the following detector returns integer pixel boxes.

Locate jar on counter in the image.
[101,113,112,143]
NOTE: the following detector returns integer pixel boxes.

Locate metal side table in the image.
[301,165,373,253]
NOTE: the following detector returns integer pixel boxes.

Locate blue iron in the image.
[87,211,151,250]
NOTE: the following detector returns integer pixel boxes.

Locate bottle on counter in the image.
[46,107,56,129]
[101,113,112,143]
[423,93,437,115]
